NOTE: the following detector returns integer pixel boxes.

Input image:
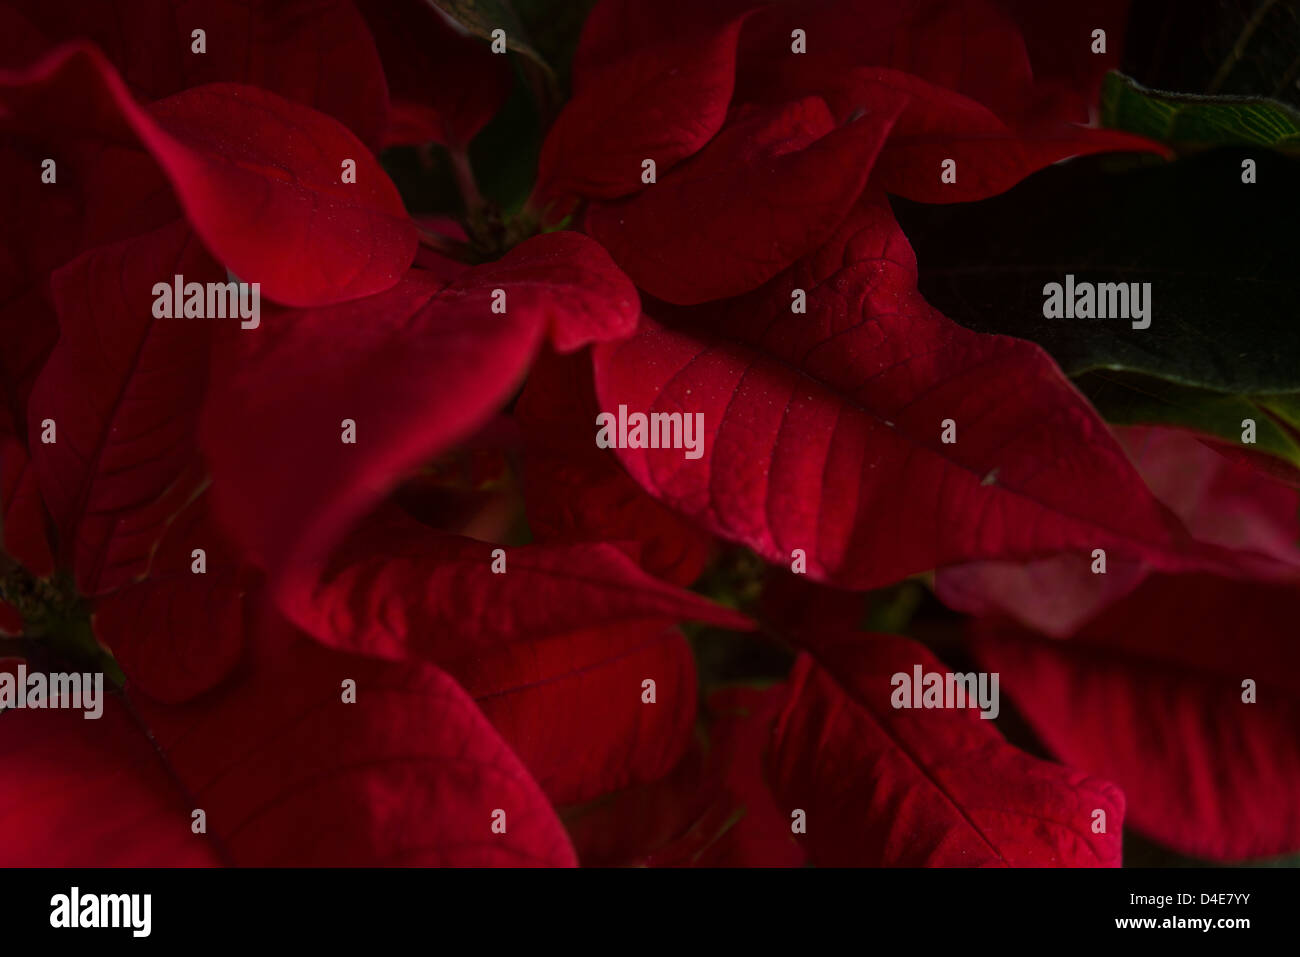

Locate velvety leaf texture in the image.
[0,0,392,149]
[93,493,255,705]
[0,616,578,866]
[282,505,750,662]
[0,45,417,307]
[770,633,1125,866]
[586,93,907,304]
[1102,72,1300,152]
[28,220,215,596]
[969,575,1300,862]
[535,10,750,203]
[202,231,638,598]
[516,349,715,587]
[3,0,1295,876]
[593,196,1212,588]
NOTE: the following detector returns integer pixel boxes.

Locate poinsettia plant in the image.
[1,0,1297,867]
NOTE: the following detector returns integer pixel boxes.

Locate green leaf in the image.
[1079,372,1300,474]
[893,148,1300,477]
[892,150,1300,395]
[1261,393,1300,432]
[1120,2,1300,112]
[1101,72,1300,153]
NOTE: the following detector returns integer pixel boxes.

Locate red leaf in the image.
[391,413,525,542]
[357,0,511,149]
[535,9,750,204]
[655,684,806,867]
[458,620,699,806]
[769,634,1125,866]
[938,553,1148,640]
[0,614,576,865]
[992,0,1131,121]
[969,575,1300,861]
[1119,426,1300,568]
[27,220,215,596]
[0,0,390,147]
[0,678,220,866]
[202,232,639,594]
[725,2,1161,202]
[1,44,416,306]
[843,68,1166,204]
[93,492,255,704]
[592,196,1204,589]
[586,94,906,304]
[735,0,1038,119]
[571,0,755,81]
[278,502,742,806]
[0,282,58,422]
[937,425,1300,637]
[563,684,806,867]
[0,135,175,416]
[281,505,751,663]
[516,349,714,587]
[1,404,51,578]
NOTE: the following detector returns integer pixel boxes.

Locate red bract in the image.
[1,0,1290,872]
[201,231,639,603]
[283,504,749,662]
[28,221,215,597]
[516,349,715,587]
[0,45,417,307]
[585,93,906,304]
[770,633,1125,867]
[541,0,1162,296]
[0,406,51,581]
[993,0,1130,120]
[564,684,807,867]
[937,426,1300,636]
[734,0,1038,117]
[0,0,390,149]
[0,611,578,866]
[456,619,701,806]
[93,492,255,704]
[276,503,748,805]
[357,0,512,150]
[0,409,47,635]
[733,0,1163,203]
[969,575,1300,862]
[836,67,1164,204]
[591,197,1212,589]
[535,9,751,205]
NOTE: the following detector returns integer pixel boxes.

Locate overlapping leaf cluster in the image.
[1,0,1296,866]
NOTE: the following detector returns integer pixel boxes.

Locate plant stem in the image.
[449,148,484,215]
